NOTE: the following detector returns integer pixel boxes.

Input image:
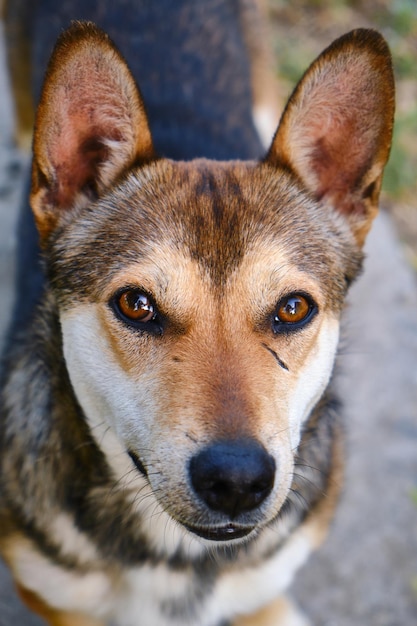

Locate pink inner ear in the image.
[34,28,154,213]
[51,120,122,208]
[308,116,375,213]
[303,67,380,206]
[46,74,128,207]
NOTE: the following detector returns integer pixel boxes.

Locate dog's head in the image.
[30,23,394,547]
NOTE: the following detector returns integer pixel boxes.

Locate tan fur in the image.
[16,587,104,626]
[95,251,338,441]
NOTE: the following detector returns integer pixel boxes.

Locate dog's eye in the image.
[114,289,156,323]
[273,293,316,332]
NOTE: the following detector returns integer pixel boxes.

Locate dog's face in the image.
[31,24,394,547]
[55,159,355,543]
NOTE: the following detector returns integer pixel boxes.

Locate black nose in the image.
[189,439,275,518]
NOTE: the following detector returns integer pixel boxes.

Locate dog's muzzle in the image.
[186,438,275,540]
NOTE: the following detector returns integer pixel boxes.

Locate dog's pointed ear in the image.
[31,21,155,243]
[266,29,395,247]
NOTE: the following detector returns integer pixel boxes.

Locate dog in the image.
[0,2,394,625]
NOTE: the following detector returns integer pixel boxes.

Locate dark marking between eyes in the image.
[262,343,289,371]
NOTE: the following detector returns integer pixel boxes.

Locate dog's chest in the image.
[11,513,313,626]
[112,525,312,626]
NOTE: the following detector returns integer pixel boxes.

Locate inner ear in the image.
[31,21,155,243]
[42,131,116,209]
[75,135,113,200]
[267,29,395,246]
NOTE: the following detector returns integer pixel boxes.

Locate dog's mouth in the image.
[183,522,254,542]
[128,450,148,476]
[128,450,256,542]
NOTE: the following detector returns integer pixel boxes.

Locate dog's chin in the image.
[183,522,256,543]
[128,450,261,545]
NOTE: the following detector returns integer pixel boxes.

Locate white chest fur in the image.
[11,518,313,626]
[112,523,313,626]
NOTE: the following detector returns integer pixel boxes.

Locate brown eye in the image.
[116,289,155,323]
[273,293,315,331]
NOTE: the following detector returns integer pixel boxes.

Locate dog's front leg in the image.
[17,584,105,626]
[232,595,311,626]
[38,614,104,626]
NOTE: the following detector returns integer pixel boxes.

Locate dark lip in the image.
[184,522,254,542]
[128,450,148,477]
[127,454,256,542]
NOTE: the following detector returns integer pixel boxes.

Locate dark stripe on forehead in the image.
[186,168,247,283]
[49,158,363,309]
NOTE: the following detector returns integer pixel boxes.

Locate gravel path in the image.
[0,19,416,626]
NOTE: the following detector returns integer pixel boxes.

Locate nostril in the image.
[189,439,275,518]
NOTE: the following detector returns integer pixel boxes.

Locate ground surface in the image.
[0,16,416,626]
